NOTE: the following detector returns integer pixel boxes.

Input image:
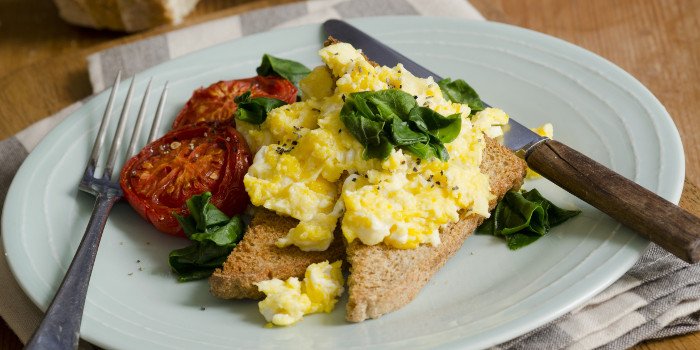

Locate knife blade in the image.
[323,19,700,263]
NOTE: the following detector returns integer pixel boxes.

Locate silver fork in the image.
[25,72,169,350]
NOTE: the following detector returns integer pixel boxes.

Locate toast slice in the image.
[209,137,526,310]
[345,137,526,322]
[209,208,346,299]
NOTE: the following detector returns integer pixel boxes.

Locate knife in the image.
[323,19,700,263]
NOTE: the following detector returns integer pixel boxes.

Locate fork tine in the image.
[148,81,168,143]
[87,71,122,175]
[28,73,172,350]
[103,76,137,180]
[125,78,153,160]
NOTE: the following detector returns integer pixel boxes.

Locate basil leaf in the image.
[523,189,582,227]
[390,117,429,145]
[340,104,386,146]
[401,142,436,160]
[168,192,246,282]
[173,212,197,238]
[504,233,542,250]
[190,216,245,246]
[409,107,458,129]
[169,242,232,282]
[476,188,581,249]
[340,89,461,161]
[438,78,484,113]
[180,192,230,232]
[364,136,394,160]
[366,90,417,120]
[430,142,450,162]
[409,107,462,143]
[234,91,288,125]
[346,90,417,121]
[431,122,462,144]
[256,54,311,87]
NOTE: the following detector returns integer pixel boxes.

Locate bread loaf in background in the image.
[53,0,201,32]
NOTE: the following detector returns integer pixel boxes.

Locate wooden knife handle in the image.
[527,139,700,263]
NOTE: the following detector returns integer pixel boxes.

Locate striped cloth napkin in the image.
[2,0,699,349]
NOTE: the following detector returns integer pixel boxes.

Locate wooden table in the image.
[0,0,698,349]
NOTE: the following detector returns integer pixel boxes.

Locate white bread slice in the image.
[345,137,526,322]
[52,0,200,32]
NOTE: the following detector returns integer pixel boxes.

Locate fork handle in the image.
[25,193,120,350]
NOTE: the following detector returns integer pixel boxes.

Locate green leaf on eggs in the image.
[407,107,462,143]
[339,89,461,161]
[437,78,484,113]
[390,117,429,145]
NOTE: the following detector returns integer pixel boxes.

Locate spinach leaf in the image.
[364,136,394,160]
[401,142,436,160]
[169,192,246,282]
[340,89,462,161]
[345,90,417,122]
[476,188,581,250]
[390,117,429,145]
[168,243,234,282]
[256,54,311,88]
[408,107,462,143]
[181,193,229,233]
[430,142,450,162]
[365,90,417,120]
[437,78,485,113]
[234,91,288,125]
[340,103,386,145]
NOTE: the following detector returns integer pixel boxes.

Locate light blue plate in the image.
[2,17,684,349]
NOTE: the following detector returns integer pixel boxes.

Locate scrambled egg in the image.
[238,43,508,251]
[526,123,553,178]
[255,261,344,326]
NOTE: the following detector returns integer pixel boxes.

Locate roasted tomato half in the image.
[120,124,252,236]
[172,75,297,129]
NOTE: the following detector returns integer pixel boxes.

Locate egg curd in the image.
[238,43,508,251]
[255,260,344,326]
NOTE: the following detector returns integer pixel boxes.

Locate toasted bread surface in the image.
[345,137,526,322]
[209,137,525,312]
[209,208,346,299]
